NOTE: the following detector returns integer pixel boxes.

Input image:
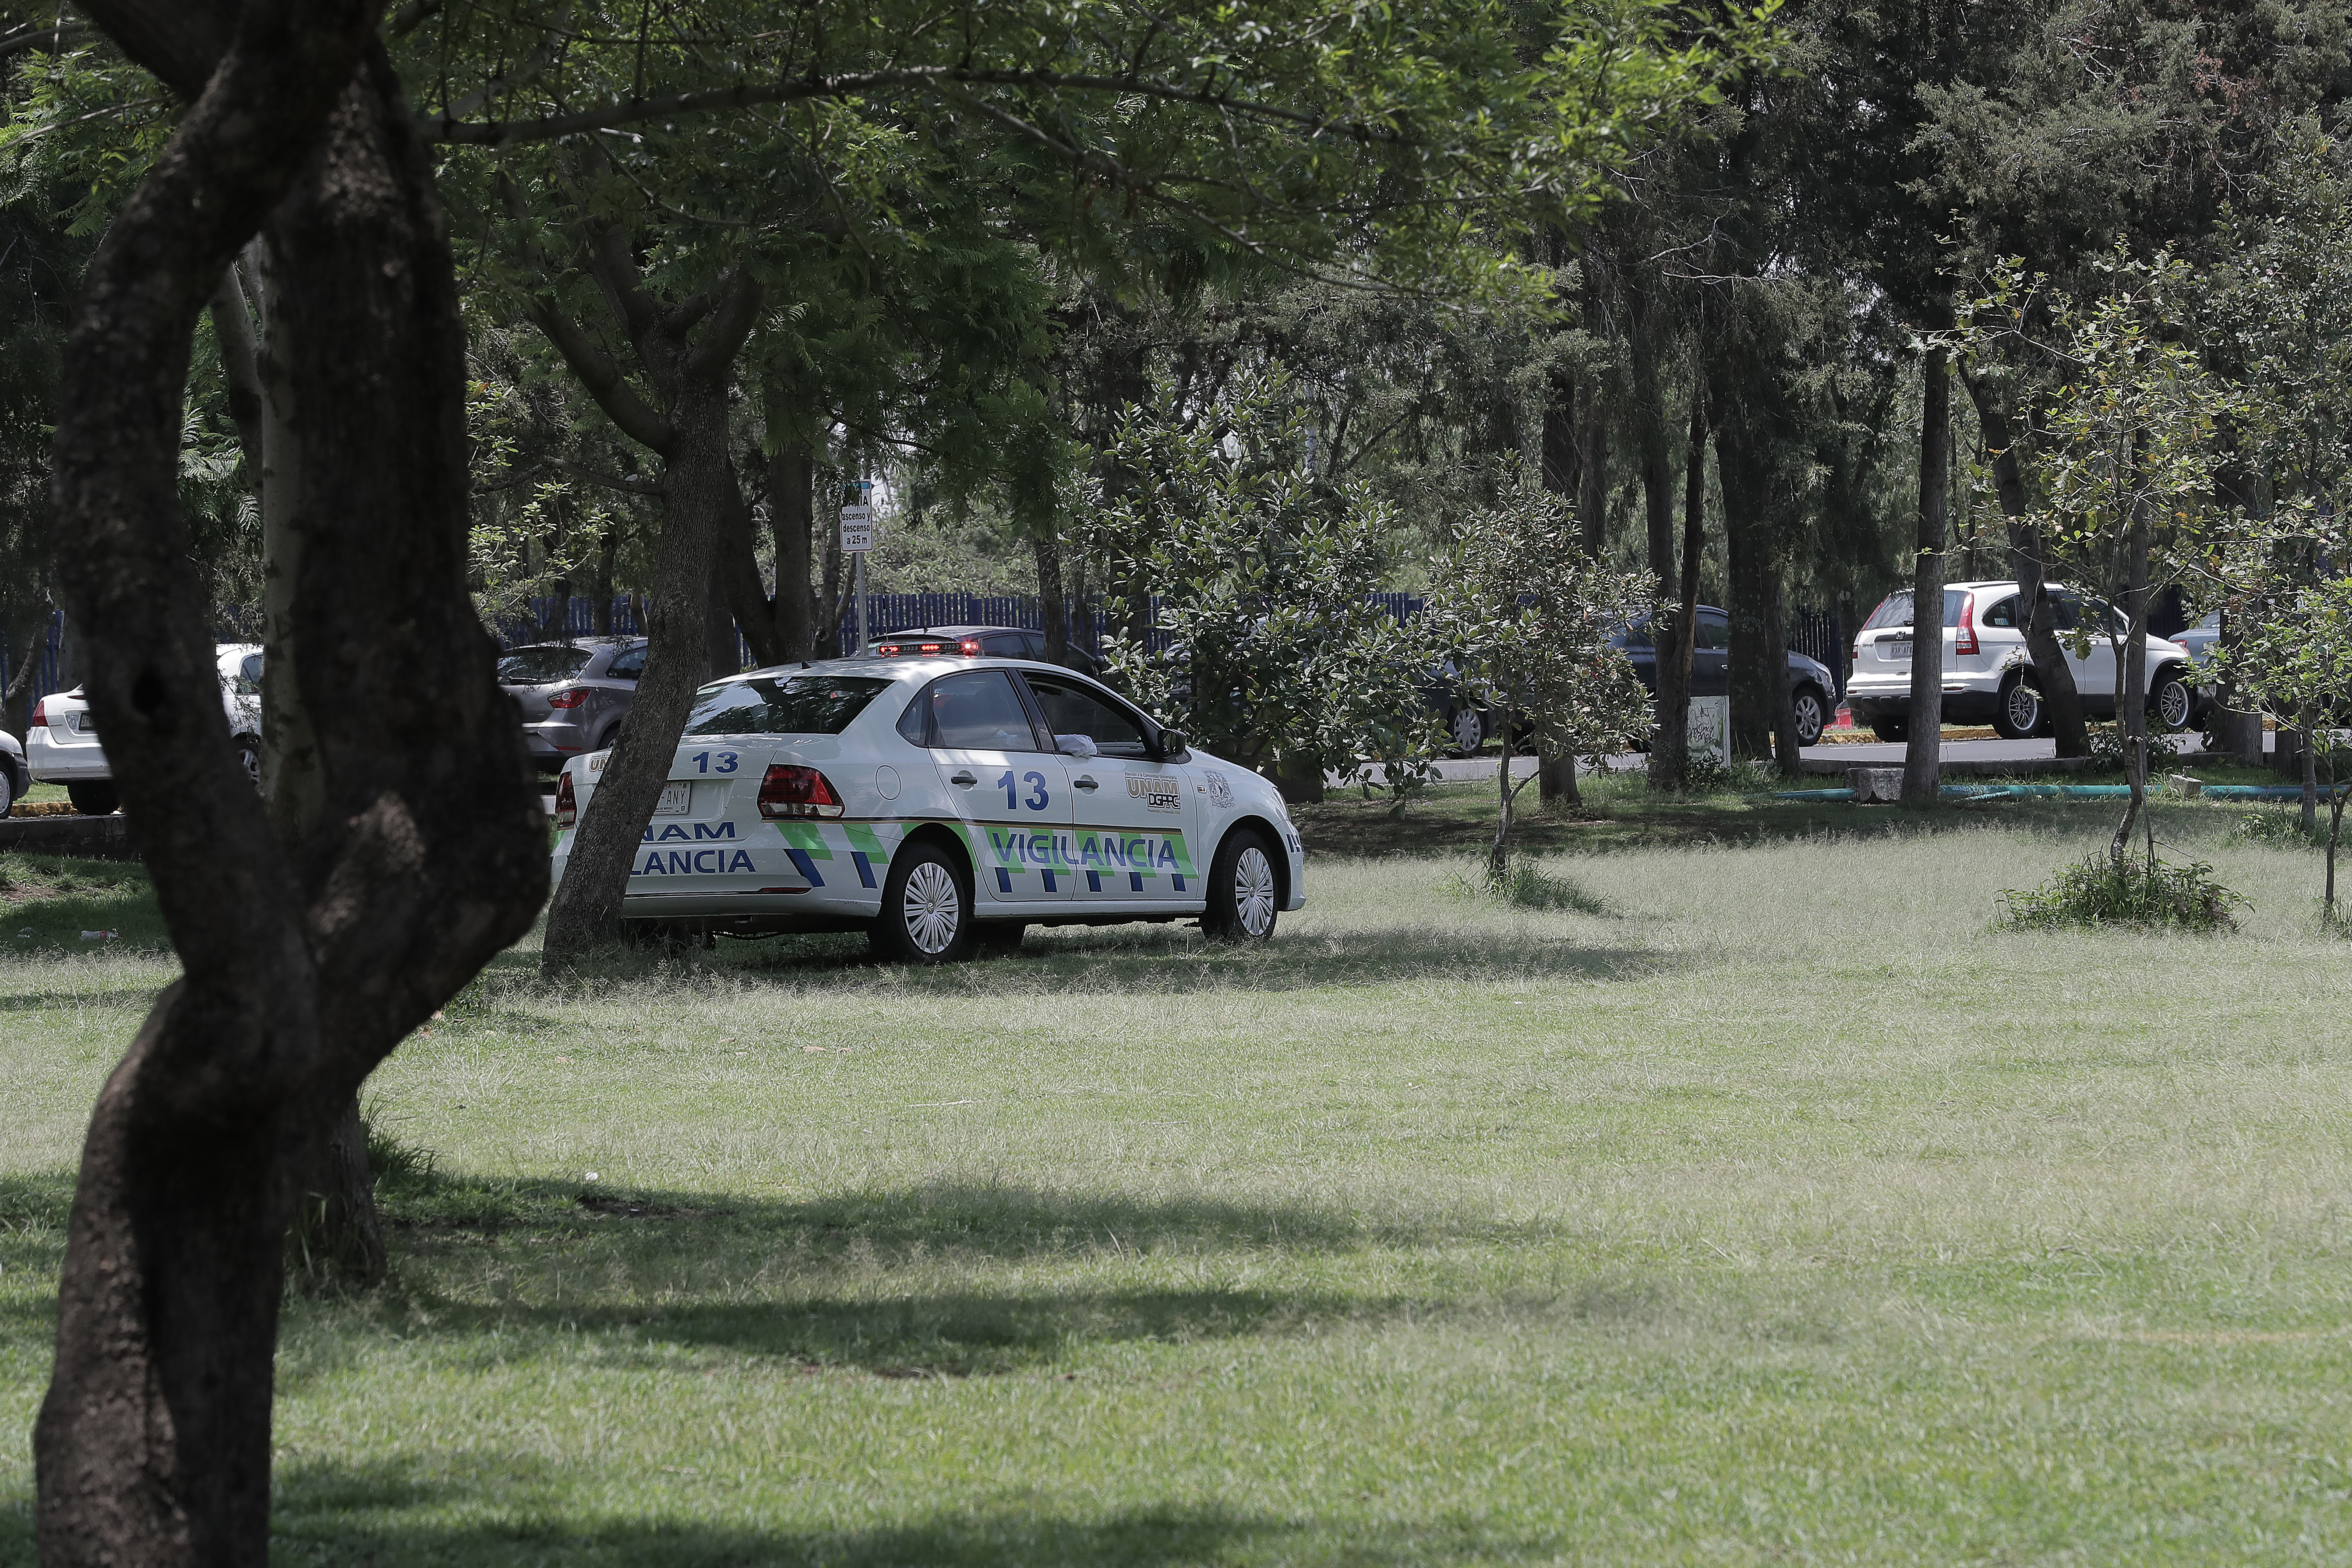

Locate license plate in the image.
[654,781,691,815]
[73,713,96,734]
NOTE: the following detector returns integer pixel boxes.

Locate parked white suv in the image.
[1844,582,2196,741]
[26,643,264,815]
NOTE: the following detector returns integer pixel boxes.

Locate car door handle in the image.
[1074,775,1099,791]
[949,771,977,787]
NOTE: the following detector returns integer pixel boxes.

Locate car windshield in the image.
[1862,589,1968,631]
[497,646,590,685]
[683,675,894,736]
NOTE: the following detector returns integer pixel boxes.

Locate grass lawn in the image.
[5,777,2352,1564]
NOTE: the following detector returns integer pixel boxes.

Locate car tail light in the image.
[759,763,843,819]
[555,770,577,828]
[1953,593,1978,657]
[957,636,982,655]
[546,688,590,709]
[31,697,46,729]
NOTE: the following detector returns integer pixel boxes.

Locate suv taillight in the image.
[30,697,46,728]
[759,764,843,819]
[555,770,577,828]
[1953,593,1978,657]
[547,688,589,709]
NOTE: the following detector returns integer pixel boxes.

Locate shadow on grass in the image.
[270,1473,1577,1568]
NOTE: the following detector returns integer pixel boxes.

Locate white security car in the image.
[1844,581,2196,741]
[27,643,265,816]
[551,656,1307,961]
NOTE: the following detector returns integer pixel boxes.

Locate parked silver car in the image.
[26,643,263,815]
[500,637,648,772]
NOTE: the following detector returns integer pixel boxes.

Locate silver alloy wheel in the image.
[1233,846,1277,939]
[900,861,962,955]
[2157,677,2191,731]
[2005,680,2041,735]
[1449,706,1482,756]
[1793,690,1824,745]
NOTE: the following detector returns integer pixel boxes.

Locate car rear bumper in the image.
[25,728,110,782]
[1846,688,2003,725]
[523,720,593,764]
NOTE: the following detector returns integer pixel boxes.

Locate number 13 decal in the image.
[997,769,1050,810]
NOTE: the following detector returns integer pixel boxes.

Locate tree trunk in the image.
[1625,280,1676,599]
[1716,420,1775,762]
[591,529,616,636]
[1036,526,1069,664]
[1649,381,1706,792]
[1575,376,1608,561]
[1958,365,2089,756]
[1767,581,1802,778]
[2110,498,2151,862]
[35,14,546,1562]
[3,617,43,741]
[1903,348,1949,803]
[544,379,755,961]
[1539,751,1578,805]
[2213,607,2262,763]
[771,434,815,660]
[2300,699,2319,832]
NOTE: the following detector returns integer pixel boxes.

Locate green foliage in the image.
[1479,858,1608,914]
[1998,852,2243,933]
[1421,461,1655,764]
[2232,809,2323,849]
[1082,364,1443,787]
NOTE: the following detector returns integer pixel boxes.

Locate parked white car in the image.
[551,655,1307,961]
[1843,582,2197,741]
[26,643,264,816]
[0,727,24,818]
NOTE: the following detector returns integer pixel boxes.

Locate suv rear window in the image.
[684,675,893,736]
[498,646,591,685]
[1861,589,1968,631]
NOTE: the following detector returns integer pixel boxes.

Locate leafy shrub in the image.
[2232,809,2322,848]
[1456,860,1607,915]
[1999,853,2244,932]
[2085,722,2184,773]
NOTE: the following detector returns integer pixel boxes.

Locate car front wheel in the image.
[1791,685,1827,747]
[869,841,975,964]
[1204,829,1280,943]
[0,766,14,819]
[1993,675,2043,740]
[1445,705,1484,757]
[2153,670,2193,733]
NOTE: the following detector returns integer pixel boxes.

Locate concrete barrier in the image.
[0,812,138,861]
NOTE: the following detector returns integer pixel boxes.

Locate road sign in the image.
[839,503,874,555]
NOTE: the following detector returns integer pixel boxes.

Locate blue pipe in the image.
[1771,782,2346,802]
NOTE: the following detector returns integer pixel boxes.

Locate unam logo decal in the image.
[1202,770,1235,809]
[1127,773,1183,813]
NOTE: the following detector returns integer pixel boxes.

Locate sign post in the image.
[840,480,874,657]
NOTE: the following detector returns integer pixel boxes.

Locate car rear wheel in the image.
[233,735,261,789]
[869,841,975,964]
[1992,675,2042,740]
[2153,670,2193,732]
[1868,717,1908,743]
[1791,685,1827,747]
[67,781,118,816]
[1204,829,1280,943]
[1445,705,1484,757]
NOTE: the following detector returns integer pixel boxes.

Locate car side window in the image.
[234,653,263,696]
[2047,592,2081,632]
[606,645,647,681]
[922,671,1045,751]
[979,632,1029,657]
[1021,673,1152,758]
[1696,611,1730,650]
[1982,596,2018,629]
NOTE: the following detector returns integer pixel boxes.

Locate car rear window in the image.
[1861,589,1968,631]
[498,646,591,685]
[684,675,894,736]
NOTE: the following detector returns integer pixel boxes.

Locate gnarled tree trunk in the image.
[1959,366,2088,756]
[1902,348,1949,803]
[35,6,547,1561]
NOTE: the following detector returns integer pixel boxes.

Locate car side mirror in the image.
[1056,733,1099,759]
[1157,728,1189,760]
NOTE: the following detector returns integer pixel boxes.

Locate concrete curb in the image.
[0,812,139,860]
